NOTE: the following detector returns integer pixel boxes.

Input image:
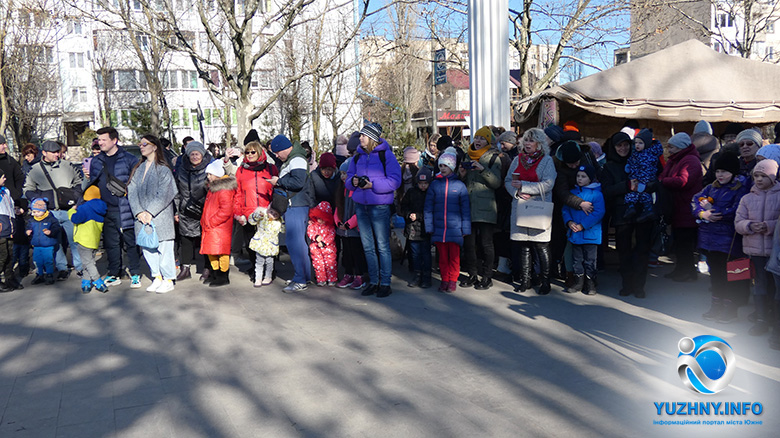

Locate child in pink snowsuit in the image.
[307,201,337,285]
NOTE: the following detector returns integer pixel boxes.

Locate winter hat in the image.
[563,121,579,132]
[41,140,60,152]
[736,129,763,148]
[270,134,293,153]
[439,147,458,171]
[309,201,334,225]
[722,123,745,138]
[556,140,582,164]
[496,131,517,145]
[667,132,691,150]
[620,127,636,139]
[339,158,351,173]
[436,135,453,151]
[15,198,28,211]
[753,158,779,180]
[416,166,433,182]
[187,141,206,157]
[347,131,361,153]
[206,160,225,177]
[756,144,780,164]
[403,147,420,164]
[694,120,713,135]
[83,185,100,201]
[474,126,495,144]
[544,125,564,143]
[243,129,260,146]
[588,142,604,160]
[635,128,654,149]
[335,135,349,157]
[360,123,382,143]
[577,164,597,183]
[713,151,741,176]
[318,152,337,169]
[31,198,48,212]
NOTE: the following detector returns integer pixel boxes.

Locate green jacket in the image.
[464,149,502,224]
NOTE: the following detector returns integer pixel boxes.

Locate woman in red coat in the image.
[233,141,277,280]
[201,160,237,287]
[659,132,703,282]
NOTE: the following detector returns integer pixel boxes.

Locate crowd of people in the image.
[1,119,780,351]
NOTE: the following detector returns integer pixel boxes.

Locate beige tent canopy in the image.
[514,39,780,138]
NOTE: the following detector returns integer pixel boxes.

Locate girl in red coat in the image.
[307,201,337,285]
[201,160,237,287]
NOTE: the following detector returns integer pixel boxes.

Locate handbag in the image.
[514,185,554,230]
[40,163,80,210]
[726,231,753,281]
[181,198,204,219]
[136,223,159,250]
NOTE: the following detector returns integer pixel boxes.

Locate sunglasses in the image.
[139,141,153,147]
[245,150,258,155]
[739,141,755,147]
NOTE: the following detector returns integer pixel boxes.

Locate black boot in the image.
[407,271,421,288]
[176,265,191,281]
[419,272,432,289]
[536,244,551,295]
[514,246,532,292]
[474,276,493,290]
[770,301,780,350]
[201,269,212,284]
[459,274,478,288]
[568,275,584,293]
[209,269,230,287]
[749,295,770,336]
[584,276,597,295]
[718,299,738,323]
[702,297,723,321]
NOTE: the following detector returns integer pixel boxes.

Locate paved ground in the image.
[0,253,778,438]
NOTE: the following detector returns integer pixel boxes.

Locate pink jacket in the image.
[735,182,780,256]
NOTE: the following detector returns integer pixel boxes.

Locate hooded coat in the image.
[735,182,780,257]
[424,172,471,245]
[659,144,703,229]
[200,176,237,255]
[174,152,213,237]
[345,138,402,205]
[692,175,749,254]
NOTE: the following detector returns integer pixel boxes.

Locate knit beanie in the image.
[756,144,780,165]
[713,152,740,176]
[270,135,293,153]
[753,159,779,181]
[186,141,206,157]
[588,142,604,160]
[439,147,458,171]
[347,131,361,153]
[474,126,494,144]
[84,185,101,201]
[635,128,654,149]
[667,133,691,150]
[416,166,433,182]
[403,147,420,164]
[544,125,564,143]
[557,140,582,164]
[694,120,713,135]
[735,129,763,147]
[31,198,48,212]
[436,135,453,151]
[360,123,382,143]
[339,158,351,173]
[578,164,597,183]
[243,129,260,146]
[206,160,225,177]
[318,152,337,169]
[497,131,517,145]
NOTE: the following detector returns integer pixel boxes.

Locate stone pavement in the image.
[0,257,778,438]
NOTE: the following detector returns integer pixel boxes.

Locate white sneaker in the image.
[156,279,174,294]
[146,277,163,292]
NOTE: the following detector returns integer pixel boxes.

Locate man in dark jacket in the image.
[89,127,141,288]
[0,135,25,201]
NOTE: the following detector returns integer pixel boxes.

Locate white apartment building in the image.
[2,0,361,152]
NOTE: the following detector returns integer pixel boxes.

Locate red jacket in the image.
[234,161,277,218]
[201,176,237,255]
[659,144,702,228]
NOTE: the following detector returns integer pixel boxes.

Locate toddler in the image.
[69,185,108,293]
[248,207,283,287]
[400,166,433,288]
[307,201,337,286]
[26,198,61,285]
[624,128,663,222]
[561,165,605,294]
[424,148,470,293]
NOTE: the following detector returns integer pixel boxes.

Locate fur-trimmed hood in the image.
[208,175,237,192]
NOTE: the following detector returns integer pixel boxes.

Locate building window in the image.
[768,21,775,34]
[117,70,137,90]
[71,87,87,103]
[136,34,149,51]
[67,19,83,34]
[69,52,85,68]
[769,46,775,60]
[718,13,734,28]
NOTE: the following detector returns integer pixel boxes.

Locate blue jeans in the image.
[355,204,392,286]
[13,244,30,275]
[51,210,81,272]
[751,256,775,297]
[572,243,597,278]
[142,240,176,280]
[33,246,56,275]
[284,206,312,284]
[409,239,432,278]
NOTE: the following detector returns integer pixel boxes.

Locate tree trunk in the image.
[311,75,320,150]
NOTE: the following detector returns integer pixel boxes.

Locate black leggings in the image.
[462,222,496,278]
[179,235,205,272]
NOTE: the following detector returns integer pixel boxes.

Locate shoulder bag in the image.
[514,184,554,230]
[40,163,80,210]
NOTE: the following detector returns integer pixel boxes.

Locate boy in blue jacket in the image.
[562,165,605,294]
[70,185,108,293]
[26,198,61,285]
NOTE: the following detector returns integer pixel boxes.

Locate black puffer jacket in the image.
[175,152,213,237]
[399,186,428,241]
[600,137,661,227]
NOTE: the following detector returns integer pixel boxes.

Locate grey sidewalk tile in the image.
[55,419,115,438]
[0,416,57,438]
[57,389,114,427]
[112,403,175,438]
[112,384,167,411]
[2,394,61,425]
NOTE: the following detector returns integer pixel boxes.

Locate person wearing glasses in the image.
[23,140,84,281]
[233,140,278,282]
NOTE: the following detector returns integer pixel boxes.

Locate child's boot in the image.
[81,279,93,294]
[31,274,45,285]
[419,271,432,289]
[569,274,585,293]
[93,278,108,293]
[407,271,421,288]
[45,274,55,285]
[210,269,229,287]
[584,276,597,295]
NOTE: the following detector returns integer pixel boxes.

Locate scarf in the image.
[33,211,50,221]
[517,149,544,170]
[242,159,267,172]
[468,144,490,161]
